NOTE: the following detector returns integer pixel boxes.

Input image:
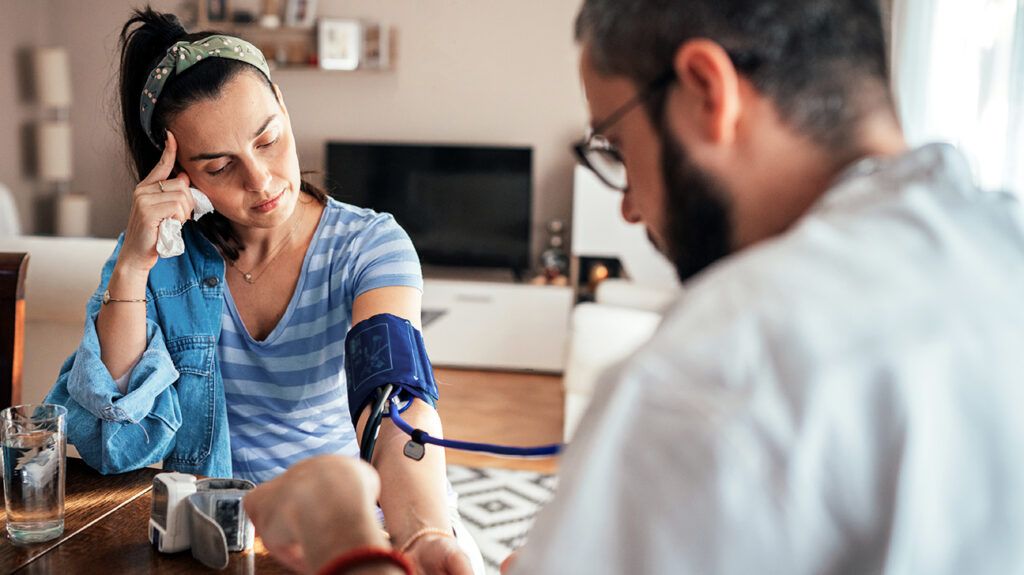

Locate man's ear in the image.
[671,39,741,145]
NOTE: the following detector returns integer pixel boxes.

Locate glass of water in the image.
[0,404,67,544]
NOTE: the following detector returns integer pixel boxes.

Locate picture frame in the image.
[284,0,318,28]
[318,19,362,71]
[360,24,391,70]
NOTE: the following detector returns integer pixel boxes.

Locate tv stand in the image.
[420,265,518,283]
[421,276,573,373]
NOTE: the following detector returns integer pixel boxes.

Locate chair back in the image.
[0,252,29,410]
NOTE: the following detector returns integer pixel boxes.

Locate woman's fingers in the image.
[173,170,192,194]
[172,172,197,214]
[119,133,188,273]
[135,169,196,217]
[136,203,190,229]
[135,188,195,224]
[139,131,178,188]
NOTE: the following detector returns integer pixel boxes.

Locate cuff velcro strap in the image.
[187,478,256,569]
[344,313,439,424]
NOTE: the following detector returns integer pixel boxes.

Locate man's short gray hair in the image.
[575,0,894,151]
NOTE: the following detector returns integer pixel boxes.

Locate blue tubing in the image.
[387,396,562,458]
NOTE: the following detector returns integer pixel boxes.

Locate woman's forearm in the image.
[360,400,453,548]
[95,262,150,380]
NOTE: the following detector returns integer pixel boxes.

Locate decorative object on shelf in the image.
[32,46,89,237]
[193,0,394,72]
[36,121,71,183]
[258,0,281,28]
[284,0,317,28]
[532,219,569,286]
[55,193,90,237]
[207,0,230,22]
[231,9,257,24]
[286,40,313,66]
[33,46,71,112]
[360,23,391,70]
[575,256,622,302]
[317,19,392,71]
[318,18,362,70]
[588,261,610,285]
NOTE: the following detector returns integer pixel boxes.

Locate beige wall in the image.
[0,0,588,268]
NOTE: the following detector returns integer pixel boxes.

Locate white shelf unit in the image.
[421,278,573,373]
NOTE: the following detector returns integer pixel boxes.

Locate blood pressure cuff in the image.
[344,313,439,424]
[187,478,256,570]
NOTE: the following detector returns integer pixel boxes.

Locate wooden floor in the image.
[434,368,563,474]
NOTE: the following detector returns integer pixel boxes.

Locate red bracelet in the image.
[317,547,413,575]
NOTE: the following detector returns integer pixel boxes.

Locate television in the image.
[325,142,532,273]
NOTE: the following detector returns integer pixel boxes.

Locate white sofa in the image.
[562,279,678,440]
[0,235,117,405]
[564,166,681,440]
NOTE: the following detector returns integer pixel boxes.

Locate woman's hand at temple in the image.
[118,131,196,277]
[99,131,197,381]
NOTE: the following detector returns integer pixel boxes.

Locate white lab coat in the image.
[514,144,1024,574]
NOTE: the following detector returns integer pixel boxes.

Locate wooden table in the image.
[0,458,291,574]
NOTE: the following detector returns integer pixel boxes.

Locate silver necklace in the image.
[230,200,306,284]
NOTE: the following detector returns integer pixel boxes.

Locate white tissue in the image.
[192,188,214,218]
[156,218,184,257]
[156,187,215,258]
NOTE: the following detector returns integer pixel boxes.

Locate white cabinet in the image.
[421,279,573,373]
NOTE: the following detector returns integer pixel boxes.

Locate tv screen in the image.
[325,142,532,272]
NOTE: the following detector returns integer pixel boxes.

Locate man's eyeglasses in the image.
[572,51,761,192]
[573,70,676,192]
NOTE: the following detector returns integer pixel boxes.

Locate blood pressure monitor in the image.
[149,473,256,569]
[150,472,197,553]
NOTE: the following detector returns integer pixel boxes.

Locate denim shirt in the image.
[45,223,232,476]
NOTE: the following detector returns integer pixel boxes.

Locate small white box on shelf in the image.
[317,19,392,71]
[318,19,362,70]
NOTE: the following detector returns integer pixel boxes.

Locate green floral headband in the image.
[140,35,272,148]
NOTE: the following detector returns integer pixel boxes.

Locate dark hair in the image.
[575,0,894,151]
[118,6,327,261]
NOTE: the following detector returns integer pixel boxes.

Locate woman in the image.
[45,8,480,573]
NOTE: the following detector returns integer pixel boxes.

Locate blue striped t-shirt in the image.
[218,198,423,483]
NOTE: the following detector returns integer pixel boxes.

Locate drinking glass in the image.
[0,404,67,543]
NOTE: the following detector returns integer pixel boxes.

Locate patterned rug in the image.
[447,465,558,574]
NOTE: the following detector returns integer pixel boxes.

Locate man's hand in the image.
[500,551,518,574]
[404,533,474,575]
[244,455,388,573]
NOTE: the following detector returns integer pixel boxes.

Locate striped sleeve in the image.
[348,213,423,297]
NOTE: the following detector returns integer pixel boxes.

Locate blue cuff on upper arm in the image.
[344,313,439,423]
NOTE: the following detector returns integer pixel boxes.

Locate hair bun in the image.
[118,6,188,180]
[121,7,188,65]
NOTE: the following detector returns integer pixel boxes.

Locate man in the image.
[245,0,1024,573]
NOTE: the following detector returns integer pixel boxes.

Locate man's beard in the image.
[657,126,734,283]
